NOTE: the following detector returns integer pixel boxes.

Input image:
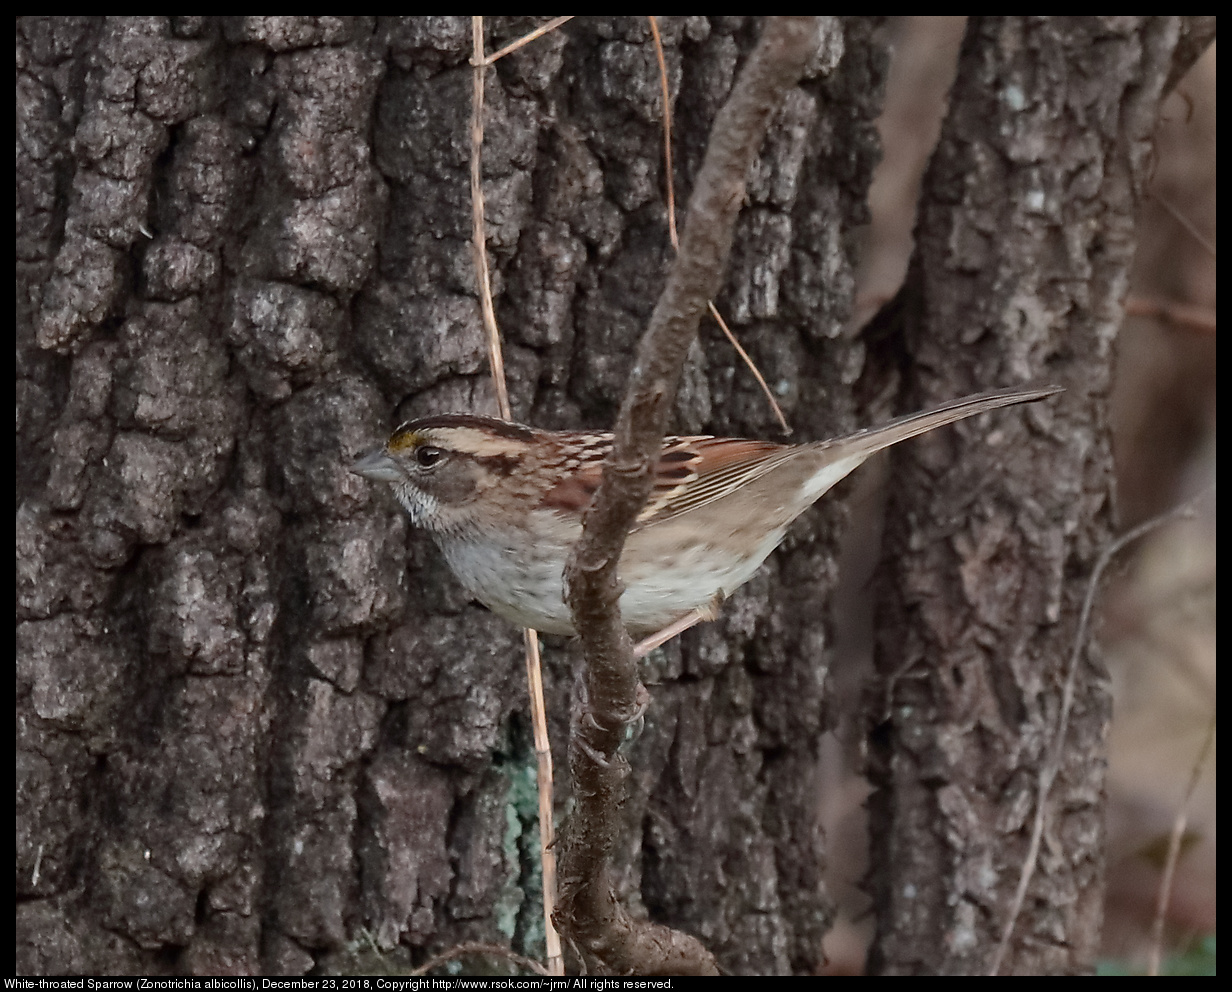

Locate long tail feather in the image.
[817,385,1062,460]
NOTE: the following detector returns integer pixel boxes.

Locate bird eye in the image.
[415,445,444,468]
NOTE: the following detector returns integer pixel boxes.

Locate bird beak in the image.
[351,448,403,483]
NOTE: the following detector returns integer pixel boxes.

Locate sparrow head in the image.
[351,414,538,532]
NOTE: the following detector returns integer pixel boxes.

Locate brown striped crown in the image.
[388,414,537,455]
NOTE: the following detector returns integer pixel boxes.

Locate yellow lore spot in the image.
[387,430,424,454]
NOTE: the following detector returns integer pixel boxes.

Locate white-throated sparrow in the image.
[353,385,1060,644]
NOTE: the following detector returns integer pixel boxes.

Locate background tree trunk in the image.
[863,16,1214,976]
[16,16,885,975]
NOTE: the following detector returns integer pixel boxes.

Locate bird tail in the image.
[817,384,1062,460]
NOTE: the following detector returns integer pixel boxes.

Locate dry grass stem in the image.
[649,15,791,435]
[523,626,563,975]
[707,301,792,435]
[648,16,678,249]
[480,16,574,66]
[470,16,510,420]
[470,15,562,975]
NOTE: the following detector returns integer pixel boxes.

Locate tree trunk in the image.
[16,16,886,975]
[863,16,1214,976]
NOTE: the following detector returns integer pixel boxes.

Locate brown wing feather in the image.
[539,470,602,512]
[537,434,612,512]
[637,437,792,525]
[538,434,791,524]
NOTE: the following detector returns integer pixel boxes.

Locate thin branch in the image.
[524,625,563,976]
[988,490,1210,976]
[557,16,823,976]
[1151,191,1216,258]
[707,301,792,435]
[470,17,510,420]
[1124,295,1217,334]
[481,16,574,66]
[649,16,792,435]
[648,16,678,249]
[471,16,562,975]
[1146,708,1216,977]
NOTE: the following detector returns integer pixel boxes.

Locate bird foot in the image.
[632,592,726,657]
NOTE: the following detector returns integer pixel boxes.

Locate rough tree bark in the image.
[863,16,1215,976]
[16,16,884,975]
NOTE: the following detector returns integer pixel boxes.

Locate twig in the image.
[480,16,574,66]
[557,17,822,975]
[1151,191,1216,258]
[1124,295,1217,334]
[470,16,562,976]
[988,491,1209,976]
[649,17,792,435]
[1146,708,1216,976]
[523,625,563,976]
[470,17,510,421]
[647,16,678,250]
[410,940,553,977]
[707,301,792,435]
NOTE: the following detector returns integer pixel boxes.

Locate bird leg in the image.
[632,592,726,658]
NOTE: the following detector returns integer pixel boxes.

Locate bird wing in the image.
[538,434,793,525]
[637,436,794,525]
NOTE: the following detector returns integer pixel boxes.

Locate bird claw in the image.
[574,734,617,770]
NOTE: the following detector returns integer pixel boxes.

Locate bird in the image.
[352,385,1061,653]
